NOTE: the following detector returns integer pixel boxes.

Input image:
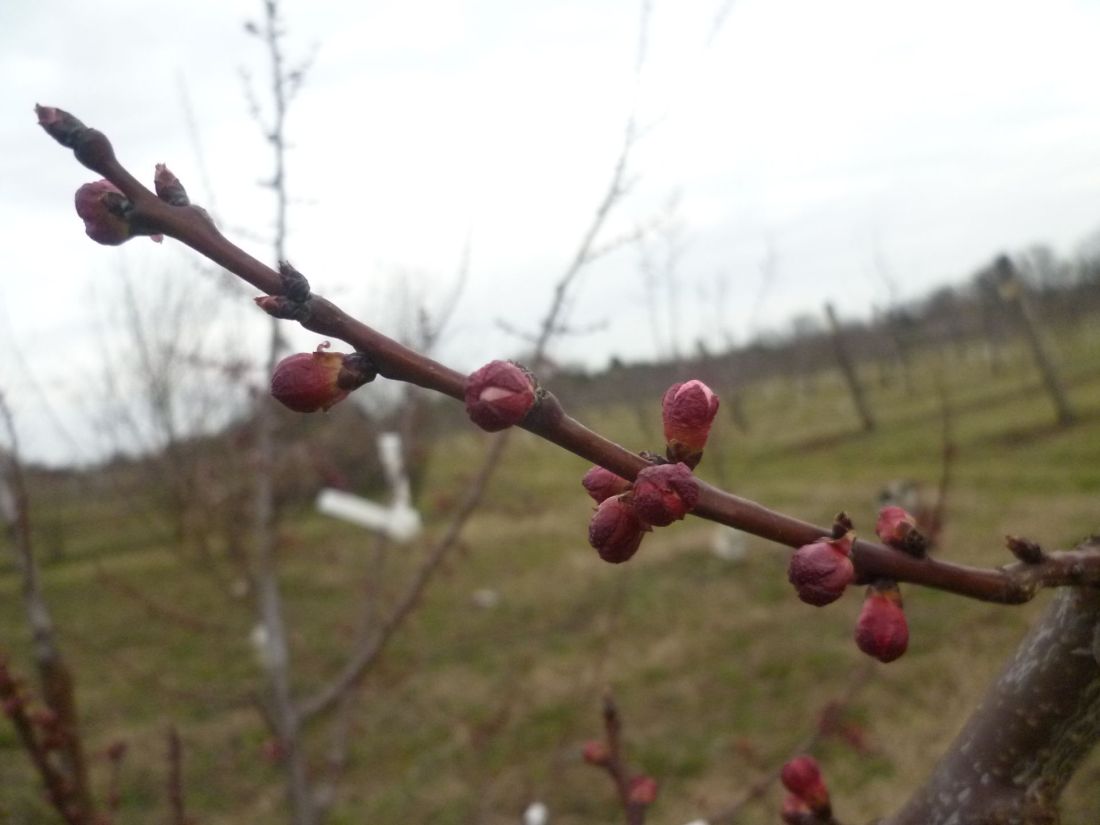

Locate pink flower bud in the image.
[270,343,375,413]
[581,466,631,503]
[74,180,133,245]
[581,740,611,766]
[588,495,648,564]
[631,462,699,527]
[780,756,830,813]
[627,775,658,806]
[855,582,909,663]
[464,360,537,432]
[875,506,926,555]
[787,534,855,606]
[662,380,719,468]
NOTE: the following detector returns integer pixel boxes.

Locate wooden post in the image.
[824,303,876,432]
[994,256,1075,426]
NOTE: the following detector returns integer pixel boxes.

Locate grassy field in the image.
[2,319,1100,824]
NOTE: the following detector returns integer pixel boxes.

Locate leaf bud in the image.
[875,505,927,556]
[464,360,537,432]
[787,534,855,606]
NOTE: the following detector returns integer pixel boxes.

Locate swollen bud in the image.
[270,343,376,413]
[855,581,909,663]
[780,755,831,815]
[627,775,658,806]
[588,495,649,564]
[581,466,632,504]
[875,505,927,556]
[787,534,855,606]
[464,360,537,432]
[631,462,699,527]
[581,740,611,766]
[74,180,133,245]
[661,380,719,468]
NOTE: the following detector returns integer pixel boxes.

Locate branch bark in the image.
[887,540,1100,824]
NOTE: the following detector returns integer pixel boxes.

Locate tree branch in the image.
[36,108,1100,610]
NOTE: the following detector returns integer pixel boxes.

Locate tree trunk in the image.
[887,543,1100,824]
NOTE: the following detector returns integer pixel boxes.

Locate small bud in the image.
[588,495,649,564]
[35,104,87,148]
[875,506,927,556]
[832,511,854,538]
[627,775,658,806]
[255,295,311,322]
[581,739,611,766]
[780,756,830,814]
[581,466,631,504]
[787,534,855,606]
[105,740,128,762]
[464,360,537,432]
[278,261,312,303]
[1006,535,1044,565]
[631,462,699,527]
[270,343,375,413]
[855,581,909,663]
[662,380,719,468]
[261,737,286,764]
[154,163,190,206]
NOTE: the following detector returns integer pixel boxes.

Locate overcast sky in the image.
[3,0,1100,464]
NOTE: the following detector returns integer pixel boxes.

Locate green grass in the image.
[3,319,1100,824]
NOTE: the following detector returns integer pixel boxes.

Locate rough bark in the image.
[887,546,1100,824]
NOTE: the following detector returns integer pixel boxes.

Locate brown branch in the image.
[0,392,94,817]
[600,695,647,825]
[0,655,85,825]
[36,108,1100,609]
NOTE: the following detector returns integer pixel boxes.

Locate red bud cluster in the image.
[587,495,649,564]
[787,534,855,606]
[631,462,699,526]
[464,360,537,432]
[780,755,831,817]
[661,380,719,468]
[270,343,376,413]
[855,581,909,663]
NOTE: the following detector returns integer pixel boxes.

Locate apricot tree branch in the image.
[35,107,1100,605]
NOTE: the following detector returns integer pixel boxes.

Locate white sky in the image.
[3,0,1100,464]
